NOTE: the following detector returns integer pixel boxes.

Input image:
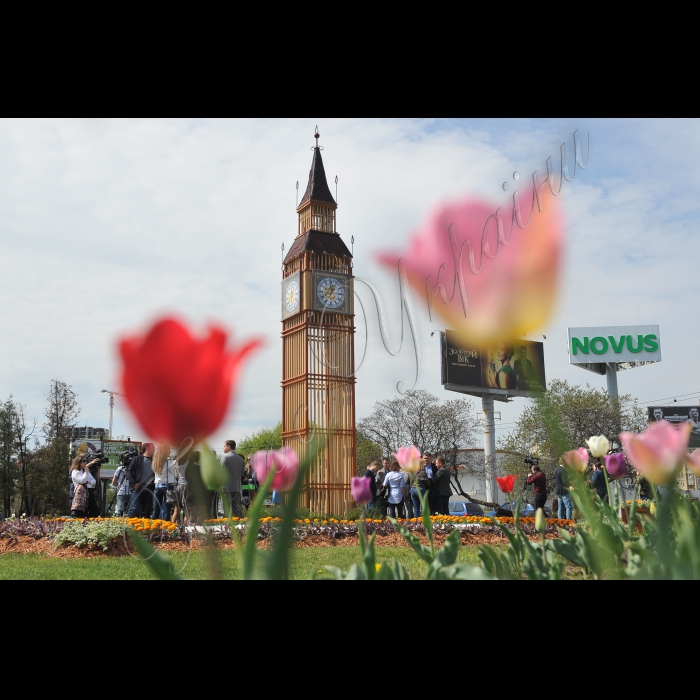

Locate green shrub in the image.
[53,520,124,551]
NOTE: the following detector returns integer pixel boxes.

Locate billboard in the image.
[648,407,700,449]
[73,439,142,468]
[568,325,661,364]
[442,331,546,398]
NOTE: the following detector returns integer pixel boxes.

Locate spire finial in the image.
[314,126,320,148]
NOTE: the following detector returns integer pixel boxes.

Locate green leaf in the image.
[242,466,274,580]
[441,563,495,580]
[264,437,323,580]
[128,529,184,580]
[392,520,435,564]
[200,444,228,490]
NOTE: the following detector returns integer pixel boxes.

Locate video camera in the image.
[524,455,540,467]
[88,450,110,466]
[119,446,139,468]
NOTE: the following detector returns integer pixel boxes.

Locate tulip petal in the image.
[118,317,262,444]
[375,190,563,345]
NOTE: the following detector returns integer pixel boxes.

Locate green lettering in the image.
[626,334,644,353]
[571,337,588,355]
[608,335,625,353]
[590,337,608,354]
[644,334,659,352]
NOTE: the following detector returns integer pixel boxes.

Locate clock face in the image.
[316,276,345,309]
[285,280,300,312]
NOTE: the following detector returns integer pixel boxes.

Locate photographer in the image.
[112,456,134,518]
[84,451,106,517]
[70,454,98,518]
[526,463,548,512]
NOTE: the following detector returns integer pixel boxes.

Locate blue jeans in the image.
[387,500,404,519]
[115,494,132,517]
[127,487,154,517]
[152,485,170,520]
[411,488,426,518]
[557,493,573,519]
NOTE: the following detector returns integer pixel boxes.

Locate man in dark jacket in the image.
[127,442,156,517]
[554,462,573,519]
[432,457,453,515]
[526,464,548,512]
[363,463,378,510]
[221,440,245,517]
[422,452,437,514]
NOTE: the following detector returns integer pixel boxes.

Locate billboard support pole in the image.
[482,394,496,503]
[605,362,619,398]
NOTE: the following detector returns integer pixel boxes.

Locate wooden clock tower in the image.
[281,130,356,514]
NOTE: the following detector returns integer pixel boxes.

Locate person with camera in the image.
[526,462,548,513]
[112,459,133,518]
[70,454,98,518]
[127,442,156,517]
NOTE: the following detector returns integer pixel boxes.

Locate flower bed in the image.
[0,515,577,552]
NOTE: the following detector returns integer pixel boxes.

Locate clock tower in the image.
[281,130,356,514]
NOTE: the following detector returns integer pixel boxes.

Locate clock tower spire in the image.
[281,130,356,514]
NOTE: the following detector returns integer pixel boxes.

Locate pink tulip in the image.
[392,446,421,472]
[375,189,563,345]
[351,476,373,505]
[686,450,700,477]
[252,447,299,492]
[620,420,692,485]
[603,453,627,480]
[563,447,589,472]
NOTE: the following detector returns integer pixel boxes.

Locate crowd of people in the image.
[362,453,454,518]
[69,440,258,523]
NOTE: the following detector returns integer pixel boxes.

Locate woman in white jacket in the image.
[70,454,97,518]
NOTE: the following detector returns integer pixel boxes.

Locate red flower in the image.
[118,317,262,444]
[495,474,517,493]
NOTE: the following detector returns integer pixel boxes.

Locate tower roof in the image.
[298,146,336,209]
[284,230,351,264]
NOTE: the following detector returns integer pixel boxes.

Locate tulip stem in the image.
[602,466,612,511]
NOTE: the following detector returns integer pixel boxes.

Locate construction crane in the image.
[101,389,126,439]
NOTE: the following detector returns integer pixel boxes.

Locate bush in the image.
[53,519,124,551]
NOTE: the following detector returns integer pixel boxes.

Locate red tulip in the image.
[495,474,517,493]
[119,317,262,444]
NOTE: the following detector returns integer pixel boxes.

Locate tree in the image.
[357,390,479,465]
[355,429,384,476]
[0,397,19,517]
[498,379,647,493]
[238,422,282,455]
[39,380,81,516]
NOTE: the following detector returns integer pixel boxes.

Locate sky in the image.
[1,118,698,451]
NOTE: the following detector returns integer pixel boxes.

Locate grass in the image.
[0,544,484,580]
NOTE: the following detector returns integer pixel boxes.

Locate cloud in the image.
[1,118,698,448]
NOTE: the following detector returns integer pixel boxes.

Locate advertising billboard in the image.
[648,407,700,449]
[442,331,546,398]
[568,325,661,365]
[73,439,142,469]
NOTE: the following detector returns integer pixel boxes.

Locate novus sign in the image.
[568,325,661,365]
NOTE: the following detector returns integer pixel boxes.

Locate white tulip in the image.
[586,435,610,458]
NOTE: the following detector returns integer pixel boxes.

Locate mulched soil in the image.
[0,529,560,558]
